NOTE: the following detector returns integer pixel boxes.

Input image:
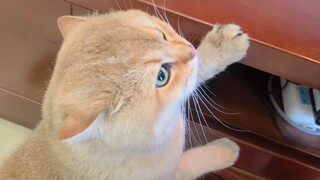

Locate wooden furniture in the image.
[0,0,319,179]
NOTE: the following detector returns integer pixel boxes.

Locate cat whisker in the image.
[197,86,241,115]
[161,0,171,26]
[187,97,201,146]
[185,99,193,148]
[181,98,193,149]
[200,83,234,111]
[191,94,209,144]
[151,0,165,22]
[188,34,195,45]
[123,67,144,77]
[186,121,193,148]
[192,90,221,138]
[201,83,216,98]
[199,83,217,97]
[128,0,133,9]
[194,89,248,132]
[177,16,185,38]
[185,98,196,148]
[190,95,206,144]
[122,0,128,10]
[114,0,122,11]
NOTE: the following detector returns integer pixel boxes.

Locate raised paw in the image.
[196,24,250,83]
[207,138,240,168]
[207,24,249,56]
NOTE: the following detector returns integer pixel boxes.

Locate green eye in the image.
[156,64,171,87]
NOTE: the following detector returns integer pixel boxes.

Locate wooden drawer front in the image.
[65,0,320,89]
[0,89,40,129]
[0,0,71,126]
[0,0,70,102]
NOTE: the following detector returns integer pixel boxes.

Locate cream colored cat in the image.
[0,10,249,179]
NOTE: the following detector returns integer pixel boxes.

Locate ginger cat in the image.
[0,10,249,179]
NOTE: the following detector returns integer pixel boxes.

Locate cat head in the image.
[49,10,197,149]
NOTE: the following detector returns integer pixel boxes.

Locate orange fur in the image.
[0,10,249,179]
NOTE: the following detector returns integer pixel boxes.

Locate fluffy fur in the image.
[0,10,249,179]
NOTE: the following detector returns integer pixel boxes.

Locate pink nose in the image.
[189,44,197,58]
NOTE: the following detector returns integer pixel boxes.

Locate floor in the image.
[0,118,31,165]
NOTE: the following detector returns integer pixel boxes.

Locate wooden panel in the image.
[188,122,320,180]
[65,0,320,89]
[191,64,320,157]
[0,0,71,126]
[242,42,320,89]
[203,167,267,180]
[65,0,120,13]
[0,0,70,102]
[0,88,40,129]
[71,4,93,16]
[0,26,58,102]
[0,0,70,43]
[140,0,320,64]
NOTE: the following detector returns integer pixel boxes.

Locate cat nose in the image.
[188,44,197,59]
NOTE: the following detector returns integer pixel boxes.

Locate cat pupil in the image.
[156,65,170,87]
[158,71,165,81]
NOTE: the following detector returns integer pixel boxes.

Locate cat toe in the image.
[219,24,242,39]
[222,24,249,52]
[208,24,250,51]
[208,138,240,167]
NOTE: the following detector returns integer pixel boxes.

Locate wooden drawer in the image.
[65,0,320,89]
[0,0,71,126]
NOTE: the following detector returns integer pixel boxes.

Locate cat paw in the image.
[205,24,249,64]
[196,24,249,83]
[207,138,240,168]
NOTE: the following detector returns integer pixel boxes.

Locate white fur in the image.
[62,111,105,143]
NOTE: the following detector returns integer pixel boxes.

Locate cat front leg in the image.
[196,24,250,83]
[172,138,239,180]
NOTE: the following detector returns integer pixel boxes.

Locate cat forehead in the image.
[89,10,178,38]
[91,10,159,28]
[59,10,188,68]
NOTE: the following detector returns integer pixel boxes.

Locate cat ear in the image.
[58,16,85,39]
[59,111,105,143]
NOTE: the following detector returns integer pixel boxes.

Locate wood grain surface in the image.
[66,0,320,89]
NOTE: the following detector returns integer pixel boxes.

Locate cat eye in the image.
[156,64,171,87]
[156,28,167,41]
[162,32,167,41]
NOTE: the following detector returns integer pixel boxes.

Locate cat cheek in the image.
[59,112,105,143]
